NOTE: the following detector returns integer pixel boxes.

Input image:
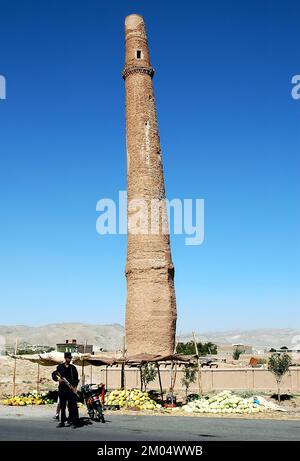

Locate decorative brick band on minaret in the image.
[123,14,177,356]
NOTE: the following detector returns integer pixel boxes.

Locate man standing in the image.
[52,352,80,427]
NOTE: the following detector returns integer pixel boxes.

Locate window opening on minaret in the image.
[136,50,142,59]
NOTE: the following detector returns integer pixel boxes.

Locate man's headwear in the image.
[64,352,72,359]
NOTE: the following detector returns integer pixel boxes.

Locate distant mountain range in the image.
[0,323,124,352]
[177,328,300,350]
[0,324,299,351]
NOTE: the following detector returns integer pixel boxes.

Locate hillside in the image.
[0,324,299,351]
[0,323,124,351]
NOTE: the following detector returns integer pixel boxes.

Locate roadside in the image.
[0,403,299,421]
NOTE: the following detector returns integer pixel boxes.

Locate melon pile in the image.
[105,389,161,411]
[182,390,265,414]
[2,391,55,406]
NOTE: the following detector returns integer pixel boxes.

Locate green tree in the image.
[233,347,244,360]
[268,353,292,403]
[204,342,218,355]
[141,363,157,392]
[18,346,55,355]
[176,341,217,355]
[181,364,197,401]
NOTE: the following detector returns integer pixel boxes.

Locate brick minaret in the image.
[122,14,177,356]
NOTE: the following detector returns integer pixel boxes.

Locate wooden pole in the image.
[170,360,175,396]
[121,335,126,389]
[80,341,86,386]
[105,365,108,388]
[192,331,203,396]
[90,364,93,384]
[121,361,125,389]
[123,335,126,389]
[172,362,178,391]
[36,363,40,394]
[169,336,179,401]
[156,363,164,403]
[81,360,85,386]
[12,338,18,397]
[140,366,143,391]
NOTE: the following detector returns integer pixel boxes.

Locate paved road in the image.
[0,414,299,441]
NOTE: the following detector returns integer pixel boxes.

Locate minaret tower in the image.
[123,14,177,355]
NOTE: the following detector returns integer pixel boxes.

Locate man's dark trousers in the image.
[59,388,79,424]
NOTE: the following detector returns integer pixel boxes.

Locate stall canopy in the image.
[9,352,118,366]
[9,351,205,397]
[9,352,199,367]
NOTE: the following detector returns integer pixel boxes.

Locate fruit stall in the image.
[6,351,197,403]
[2,353,285,415]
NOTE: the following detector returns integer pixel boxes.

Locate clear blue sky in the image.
[0,0,299,332]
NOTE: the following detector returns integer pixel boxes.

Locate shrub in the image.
[268,353,292,403]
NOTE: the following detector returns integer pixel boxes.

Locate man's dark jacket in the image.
[51,363,79,390]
